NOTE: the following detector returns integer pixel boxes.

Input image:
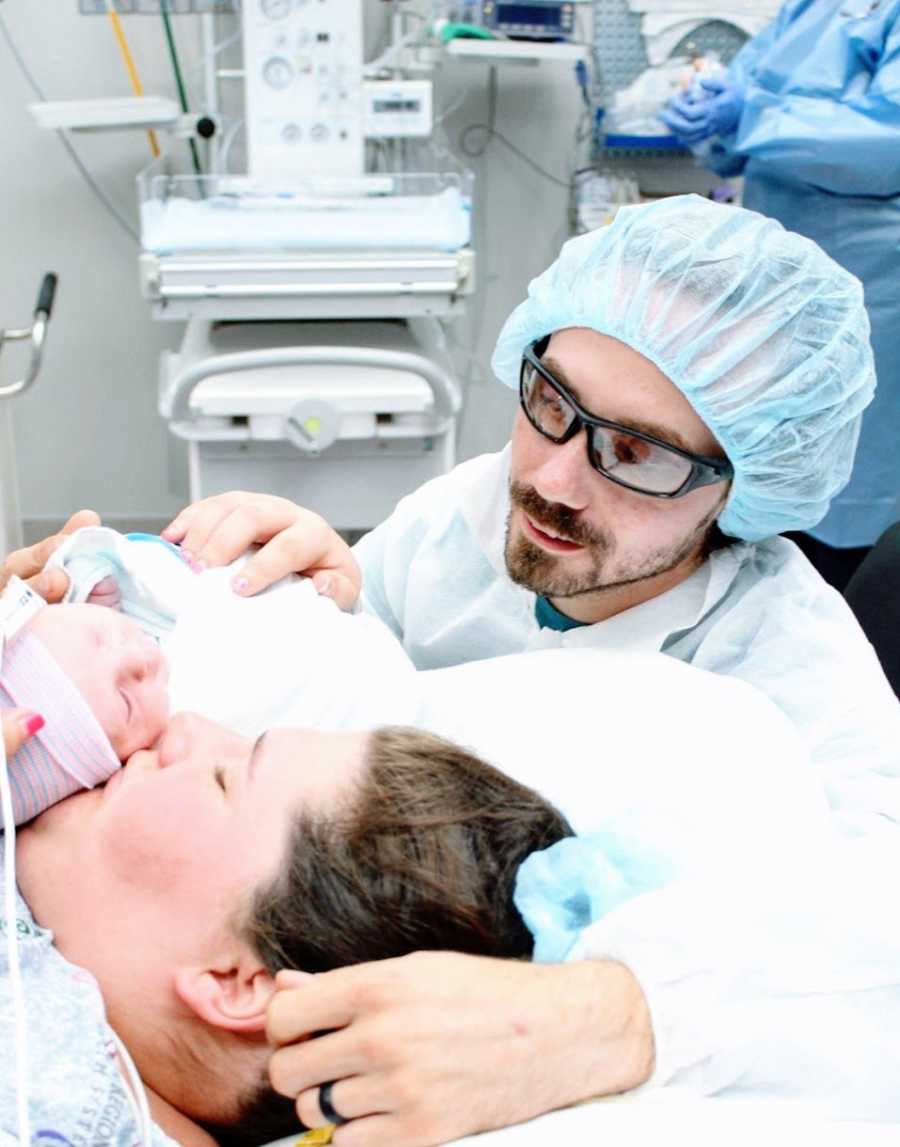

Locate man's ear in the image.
[173,949,276,1035]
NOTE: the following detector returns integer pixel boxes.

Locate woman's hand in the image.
[0,509,100,603]
[2,709,45,759]
[163,492,362,610]
[267,953,654,1147]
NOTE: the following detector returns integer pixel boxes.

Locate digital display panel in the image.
[373,99,422,113]
[496,3,559,26]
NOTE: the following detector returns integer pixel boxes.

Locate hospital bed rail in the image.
[0,273,58,398]
[160,341,463,438]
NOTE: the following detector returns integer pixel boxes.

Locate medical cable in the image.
[0,693,31,1145]
[458,66,574,188]
[0,11,139,245]
[160,2,204,182]
[104,0,160,159]
[111,1029,154,1146]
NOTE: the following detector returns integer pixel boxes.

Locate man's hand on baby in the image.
[163,492,362,610]
[0,509,100,603]
[267,953,654,1147]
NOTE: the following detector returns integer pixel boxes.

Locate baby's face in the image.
[29,604,169,759]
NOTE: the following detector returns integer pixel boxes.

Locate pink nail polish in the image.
[23,714,45,737]
[232,576,249,594]
[193,558,207,572]
[181,549,193,563]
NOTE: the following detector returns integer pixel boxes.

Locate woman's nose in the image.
[157,711,247,770]
[157,711,199,768]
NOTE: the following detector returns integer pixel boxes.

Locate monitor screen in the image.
[496,3,559,26]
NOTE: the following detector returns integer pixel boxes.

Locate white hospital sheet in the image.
[266,1093,899,1147]
[140,188,471,254]
[413,647,833,875]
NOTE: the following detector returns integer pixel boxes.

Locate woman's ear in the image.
[173,951,277,1035]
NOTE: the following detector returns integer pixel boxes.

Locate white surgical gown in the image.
[355,447,900,834]
[354,447,900,1115]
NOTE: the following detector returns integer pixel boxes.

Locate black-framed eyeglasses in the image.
[519,340,733,499]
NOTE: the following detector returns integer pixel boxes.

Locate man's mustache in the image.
[509,482,611,549]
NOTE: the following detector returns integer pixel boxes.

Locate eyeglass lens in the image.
[521,360,693,495]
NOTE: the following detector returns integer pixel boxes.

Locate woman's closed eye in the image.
[214,765,228,794]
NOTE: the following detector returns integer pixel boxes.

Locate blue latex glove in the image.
[660,76,744,145]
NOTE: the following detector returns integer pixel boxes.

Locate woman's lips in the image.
[523,513,584,553]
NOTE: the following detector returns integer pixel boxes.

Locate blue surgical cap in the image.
[514,826,673,963]
[491,195,876,541]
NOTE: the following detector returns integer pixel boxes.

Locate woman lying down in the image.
[0,527,834,1146]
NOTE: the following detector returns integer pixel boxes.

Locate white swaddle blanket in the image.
[166,567,418,734]
[50,527,418,736]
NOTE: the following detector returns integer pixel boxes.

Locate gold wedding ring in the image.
[296,1126,337,1145]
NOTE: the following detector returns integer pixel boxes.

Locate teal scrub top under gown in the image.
[710,0,900,548]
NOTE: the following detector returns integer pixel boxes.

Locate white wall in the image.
[0,1,587,536]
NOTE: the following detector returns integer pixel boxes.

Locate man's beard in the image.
[504,480,717,599]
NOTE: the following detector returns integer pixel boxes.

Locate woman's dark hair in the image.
[209,725,573,1146]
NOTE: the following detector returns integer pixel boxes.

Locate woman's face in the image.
[16,714,371,987]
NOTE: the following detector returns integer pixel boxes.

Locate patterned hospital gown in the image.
[0,848,177,1146]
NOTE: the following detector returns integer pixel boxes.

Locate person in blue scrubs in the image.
[662,0,900,589]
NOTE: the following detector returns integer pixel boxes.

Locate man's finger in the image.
[163,492,249,551]
[310,571,361,613]
[179,506,244,565]
[1,508,95,584]
[190,503,286,570]
[267,973,363,1047]
[59,509,101,536]
[4,535,61,581]
[276,969,314,990]
[332,1113,401,1147]
[269,1027,376,1099]
[295,1074,390,1130]
[28,567,70,604]
[232,523,354,597]
[161,504,200,543]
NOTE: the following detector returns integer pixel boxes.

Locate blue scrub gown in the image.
[710,0,900,548]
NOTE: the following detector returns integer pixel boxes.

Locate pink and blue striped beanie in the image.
[0,629,121,825]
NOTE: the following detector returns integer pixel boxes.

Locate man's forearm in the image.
[530,959,655,1108]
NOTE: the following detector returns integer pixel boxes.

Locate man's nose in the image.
[530,429,593,510]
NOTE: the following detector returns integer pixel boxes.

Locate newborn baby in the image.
[26,603,169,759]
[1,527,418,824]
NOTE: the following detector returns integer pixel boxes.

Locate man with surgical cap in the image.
[351,195,898,821]
[160,195,900,1146]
